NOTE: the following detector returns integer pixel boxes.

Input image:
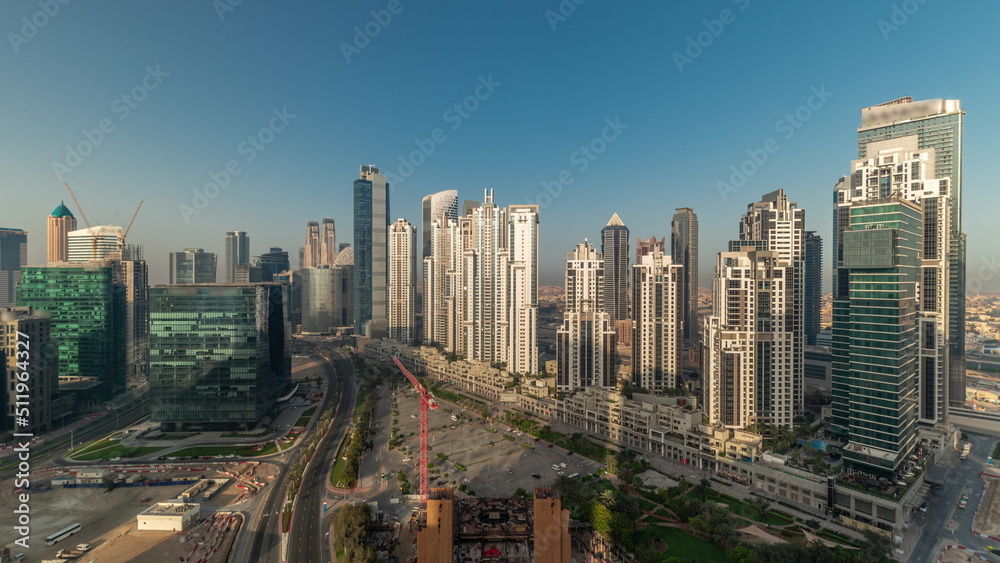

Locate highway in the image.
[286,349,357,563]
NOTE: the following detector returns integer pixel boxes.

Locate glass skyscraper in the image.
[353,165,389,337]
[671,208,698,342]
[831,198,922,479]
[16,262,126,398]
[601,213,629,322]
[0,228,27,308]
[804,231,823,345]
[224,230,250,283]
[149,284,289,430]
[169,248,217,284]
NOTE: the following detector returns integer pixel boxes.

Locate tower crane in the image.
[392,356,438,504]
[121,201,144,250]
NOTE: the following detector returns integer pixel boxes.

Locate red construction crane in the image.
[393,356,438,504]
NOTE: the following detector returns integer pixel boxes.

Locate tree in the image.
[513,487,529,499]
[859,529,893,562]
[748,496,771,517]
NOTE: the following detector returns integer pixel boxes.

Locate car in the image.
[919,501,928,512]
[531,474,541,479]
[566,451,574,456]
[547,444,553,448]
[506,469,513,475]
[534,438,540,442]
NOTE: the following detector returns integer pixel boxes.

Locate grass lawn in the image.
[169,442,277,458]
[295,406,317,427]
[993,441,1000,459]
[637,497,658,512]
[152,433,198,440]
[713,495,793,526]
[329,435,350,486]
[71,443,166,461]
[633,526,727,562]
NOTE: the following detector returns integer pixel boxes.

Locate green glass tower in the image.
[831,198,922,480]
[149,284,290,431]
[15,263,126,398]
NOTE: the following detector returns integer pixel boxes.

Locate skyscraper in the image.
[834,142,953,425]
[635,236,665,262]
[67,225,123,262]
[557,240,615,391]
[256,247,289,282]
[804,231,822,345]
[856,96,965,408]
[46,202,77,263]
[0,228,27,308]
[388,218,416,343]
[704,190,805,429]
[423,217,461,349]
[421,190,459,260]
[300,267,336,335]
[117,245,149,382]
[1,307,54,435]
[320,218,337,266]
[830,198,922,479]
[507,204,540,375]
[169,248,218,284]
[631,247,683,392]
[303,220,320,269]
[332,248,355,330]
[671,208,699,343]
[354,165,390,337]
[601,214,629,322]
[149,284,289,431]
[17,262,126,398]
[224,230,250,283]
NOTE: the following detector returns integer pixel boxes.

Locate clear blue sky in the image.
[3,1,999,289]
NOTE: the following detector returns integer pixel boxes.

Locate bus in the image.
[44,523,81,546]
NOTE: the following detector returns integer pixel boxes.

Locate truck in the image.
[76,543,92,551]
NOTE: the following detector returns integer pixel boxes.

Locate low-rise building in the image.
[137,502,200,531]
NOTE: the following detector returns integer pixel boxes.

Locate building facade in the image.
[223,230,250,283]
[169,248,217,284]
[1,307,55,435]
[804,231,823,345]
[388,218,416,343]
[507,204,540,375]
[354,165,390,338]
[0,228,27,308]
[67,225,123,262]
[300,267,336,335]
[149,284,289,430]
[671,208,699,343]
[557,241,614,391]
[601,214,629,322]
[631,248,683,392]
[47,202,77,263]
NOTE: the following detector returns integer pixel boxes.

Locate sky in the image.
[2,1,1000,290]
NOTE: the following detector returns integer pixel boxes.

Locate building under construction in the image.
[418,487,570,562]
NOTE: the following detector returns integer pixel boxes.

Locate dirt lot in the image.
[972,476,1000,537]
[82,511,242,563]
[940,546,983,563]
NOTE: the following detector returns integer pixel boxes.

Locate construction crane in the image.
[121,201,143,249]
[64,182,100,258]
[393,356,438,505]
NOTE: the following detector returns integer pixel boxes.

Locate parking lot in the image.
[378,383,602,498]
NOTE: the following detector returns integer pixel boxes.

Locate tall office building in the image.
[601,214,629,322]
[507,204,540,375]
[631,248,683,392]
[275,270,301,332]
[1,307,55,435]
[256,247,289,282]
[67,225,123,262]
[557,241,615,391]
[804,232,823,345]
[0,228,27,308]
[224,230,250,283]
[354,165,390,337]
[17,262,125,398]
[149,284,289,431]
[830,198,922,479]
[856,97,966,408]
[332,248,355,330]
[169,248,218,284]
[303,221,320,269]
[421,190,459,260]
[423,217,462,349]
[704,190,805,429]
[117,245,149,382]
[47,202,77,262]
[320,218,337,266]
[834,143,953,426]
[300,267,336,335]
[388,219,416,343]
[671,208,699,342]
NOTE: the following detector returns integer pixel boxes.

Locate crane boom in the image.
[123,200,143,242]
[393,356,438,506]
[64,183,93,230]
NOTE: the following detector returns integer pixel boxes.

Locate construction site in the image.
[417,487,571,563]
[973,474,1000,538]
